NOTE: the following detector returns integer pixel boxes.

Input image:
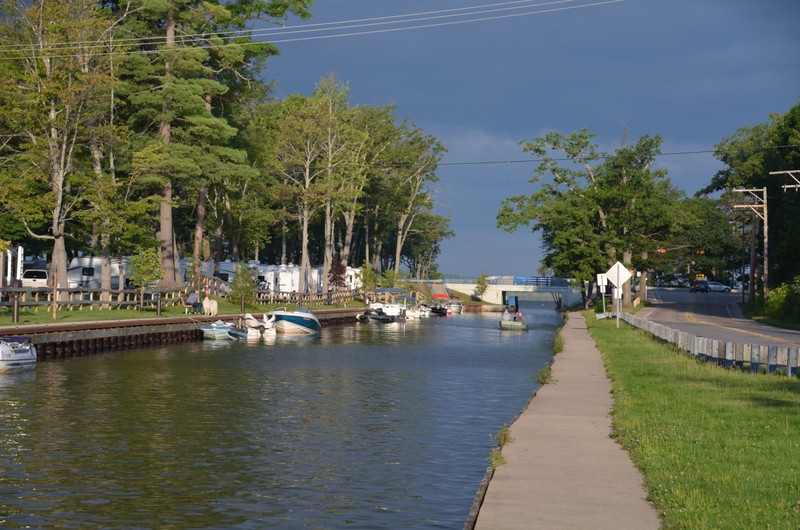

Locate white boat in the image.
[268,306,321,334]
[368,302,405,319]
[200,321,247,340]
[405,307,422,319]
[243,313,276,338]
[446,299,464,314]
[0,336,37,373]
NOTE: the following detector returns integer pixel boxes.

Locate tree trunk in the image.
[156,13,179,289]
[299,203,311,293]
[280,217,287,265]
[52,234,68,299]
[622,250,633,307]
[322,200,333,293]
[192,186,207,285]
[341,211,355,266]
[158,182,180,288]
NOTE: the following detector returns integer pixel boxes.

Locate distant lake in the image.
[0,303,560,529]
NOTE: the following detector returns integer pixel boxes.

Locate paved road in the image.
[640,288,800,347]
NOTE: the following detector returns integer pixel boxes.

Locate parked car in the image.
[707,281,732,292]
[20,269,49,288]
[690,279,709,293]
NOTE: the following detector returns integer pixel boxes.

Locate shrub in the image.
[765,275,800,321]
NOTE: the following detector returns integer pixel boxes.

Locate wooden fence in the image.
[0,285,360,313]
[617,312,800,377]
[0,287,187,312]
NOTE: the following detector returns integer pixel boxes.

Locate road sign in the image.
[605,261,632,288]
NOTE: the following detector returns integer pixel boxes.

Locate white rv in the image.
[67,257,130,289]
[178,258,214,282]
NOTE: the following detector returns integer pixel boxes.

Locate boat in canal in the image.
[243,313,276,338]
[268,306,321,334]
[200,321,248,340]
[500,319,529,331]
[0,336,37,373]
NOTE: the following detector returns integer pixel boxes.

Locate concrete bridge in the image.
[437,276,583,309]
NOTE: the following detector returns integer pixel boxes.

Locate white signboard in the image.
[596,273,607,288]
[605,261,632,288]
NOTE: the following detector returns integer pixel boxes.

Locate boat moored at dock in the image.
[200,321,248,340]
[0,336,37,373]
[269,306,321,334]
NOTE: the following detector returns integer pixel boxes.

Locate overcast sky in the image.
[263,0,800,277]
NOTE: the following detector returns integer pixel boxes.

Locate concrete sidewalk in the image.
[474,313,661,530]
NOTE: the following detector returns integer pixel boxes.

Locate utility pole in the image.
[733,187,767,299]
[769,169,800,191]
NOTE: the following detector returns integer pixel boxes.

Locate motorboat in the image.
[357,308,393,323]
[426,304,449,316]
[200,321,248,340]
[268,306,321,334]
[500,319,529,331]
[368,302,405,320]
[243,313,276,338]
[446,299,464,314]
[396,295,427,319]
[369,288,410,319]
[500,310,529,330]
[0,336,37,373]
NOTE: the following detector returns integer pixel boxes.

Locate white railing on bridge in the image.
[439,275,569,287]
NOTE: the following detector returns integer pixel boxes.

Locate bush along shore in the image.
[586,314,800,530]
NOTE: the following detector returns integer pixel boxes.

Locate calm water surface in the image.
[0,304,561,529]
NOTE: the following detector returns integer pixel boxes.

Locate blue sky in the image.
[263,0,800,277]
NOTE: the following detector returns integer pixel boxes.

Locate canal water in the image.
[0,303,561,529]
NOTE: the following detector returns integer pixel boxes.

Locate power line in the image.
[438,144,800,167]
[0,0,623,60]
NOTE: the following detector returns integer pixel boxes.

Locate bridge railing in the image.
[439,275,570,287]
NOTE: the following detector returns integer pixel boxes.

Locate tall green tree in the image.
[270,93,329,293]
[114,0,312,288]
[339,104,398,267]
[314,75,355,294]
[498,129,680,306]
[0,0,116,294]
[385,122,444,279]
[399,211,453,280]
[703,101,800,289]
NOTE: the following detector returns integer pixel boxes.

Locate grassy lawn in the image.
[586,314,800,529]
[0,299,359,327]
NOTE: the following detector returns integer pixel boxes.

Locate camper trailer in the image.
[178,258,214,282]
[67,257,130,289]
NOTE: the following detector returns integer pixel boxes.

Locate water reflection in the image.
[0,304,560,528]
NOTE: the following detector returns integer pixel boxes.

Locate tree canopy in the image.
[0,2,451,290]
[498,128,738,305]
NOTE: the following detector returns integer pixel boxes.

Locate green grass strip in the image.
[0,300,358,326]
[586,314,800,529]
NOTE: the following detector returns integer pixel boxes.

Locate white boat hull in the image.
[0,338,37,373]
[201,322,247,340]
[270,308,321,334]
